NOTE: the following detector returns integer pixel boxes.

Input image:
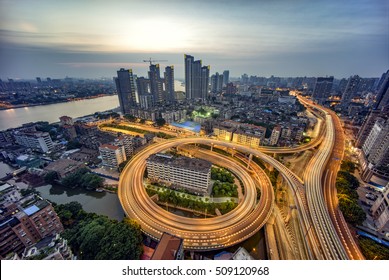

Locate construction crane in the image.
[143,57,168,66]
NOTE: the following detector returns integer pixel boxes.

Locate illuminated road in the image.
[301,98,364,260]
[298,97,363,260]
[119,138,275,250]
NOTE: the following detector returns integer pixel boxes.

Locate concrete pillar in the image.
[247,153,253,169]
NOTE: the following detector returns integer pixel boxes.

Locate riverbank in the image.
[0,95,120,131]
[0,94,115,111]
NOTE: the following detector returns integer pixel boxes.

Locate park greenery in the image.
[60,168,104,190]
[99,123,174,139]
[211,167,238,197]
[55,202,143,260]
[340,160,356,173]
[146,185,237,215]
[357,237,389,260]
[336,165,366,226]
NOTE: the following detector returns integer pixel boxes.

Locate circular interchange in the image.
[119,138,275,251]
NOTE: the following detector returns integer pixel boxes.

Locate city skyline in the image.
[1,0,388,79]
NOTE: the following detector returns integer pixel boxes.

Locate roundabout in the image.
[118,138,284,250]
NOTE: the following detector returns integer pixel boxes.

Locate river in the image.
[36,184,125,221]
[0,95,119,131]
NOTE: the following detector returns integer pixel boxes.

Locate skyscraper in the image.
[223,70,230,87]
[312,76,334,104]
[200,66,210,102]
[164,66,175,102]
[192,60,202,99]
[184,54,194,99]
[148,64,164,103]
[115,68,137,115]
[211,72,223,94]
[184,54,209,102]
[340,75,360,109]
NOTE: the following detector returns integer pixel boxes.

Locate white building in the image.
[146,154,212,195]
[370,183,389,234]
[232,130,261,148]
[99,144,126,168]
[269,126,282,146]
[13,131,53,153]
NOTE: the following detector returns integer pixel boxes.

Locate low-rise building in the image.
[213,125,235,141]
[44,158,85,179]
[99,144,126,168]
[151,232,183,260]
[232,130,261,147]
[13,131,53,153]
[146,154,212,195]
[0,200,64,258]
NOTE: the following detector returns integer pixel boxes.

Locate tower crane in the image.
[143,57,168,66]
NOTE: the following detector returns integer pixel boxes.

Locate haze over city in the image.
[0,0,388,79]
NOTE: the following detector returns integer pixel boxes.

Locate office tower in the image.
[312,76,334,104]
[115,68,137,115]
[184,54,194,99]
[200,66,210,102]
[223,70,230,86]
[340,75,360,108]
[164,66,175,102]
[36,77,42,84]
[148,64,164,103]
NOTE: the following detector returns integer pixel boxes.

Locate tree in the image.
[44,171,59,184]
[155,118,166,127]
[124,114,136,122]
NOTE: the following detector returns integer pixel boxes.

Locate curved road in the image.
[119,138,275,250]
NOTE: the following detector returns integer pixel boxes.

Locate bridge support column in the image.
[210,144,213,151]
[247,153,253,169]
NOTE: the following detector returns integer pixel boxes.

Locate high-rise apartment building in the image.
[148,64,164,103]
[374,69,389,110]
[164,66,175,102]
[340,75,360,109]
[356,70,389,148]
[360,118,389,184]
[312,76,334,104]
[115,68,137,114]
[184,54,209,102]
[184,54,194,99]
[200,66,210,102]
[223,70,230,87]
[211,72,223,94]
[370,183,389,233]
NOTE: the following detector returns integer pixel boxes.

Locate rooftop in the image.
[99,144,120,150]
[151,233,183,260]
[147,154,212,173]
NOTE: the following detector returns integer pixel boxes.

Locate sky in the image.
[0,0,388,80]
